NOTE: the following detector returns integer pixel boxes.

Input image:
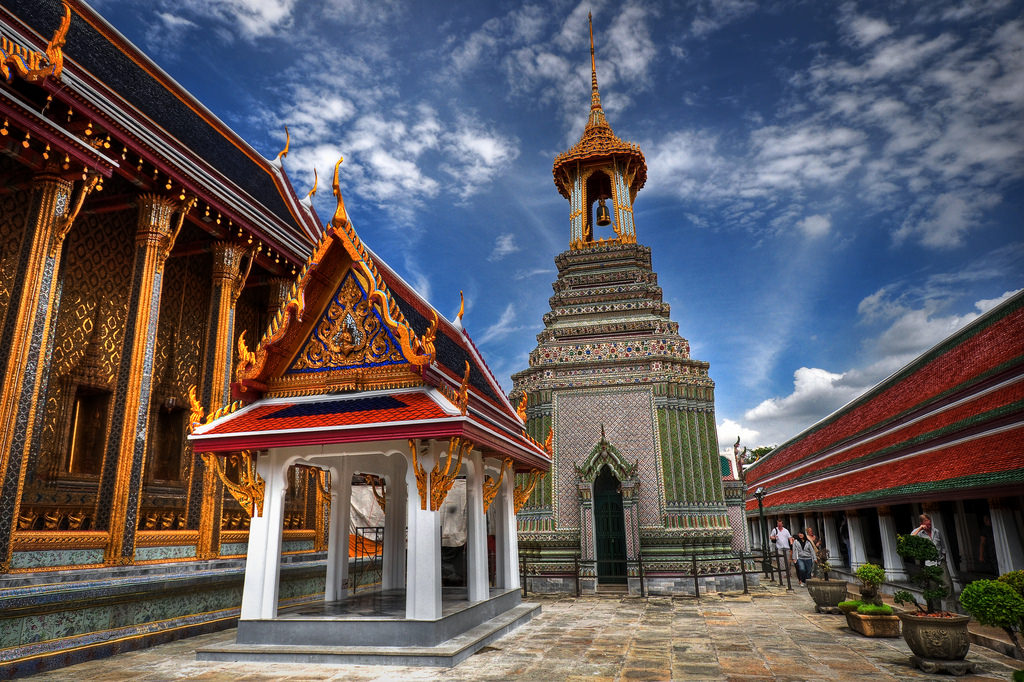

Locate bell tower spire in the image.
[552,14,647,250]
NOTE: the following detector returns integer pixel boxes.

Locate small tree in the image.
[815,544,832,580]
[855,563,886,606]
[893,533,949,614]
[960,576,1024,659]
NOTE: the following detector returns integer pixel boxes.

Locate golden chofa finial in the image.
[454,290,466,330]
[272,126,290,167]
[307,168,318,199]
[331,157,349,228]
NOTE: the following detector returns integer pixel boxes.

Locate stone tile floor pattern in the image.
[28,584,1023,681]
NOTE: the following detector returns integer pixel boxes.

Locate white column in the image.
[466,452,489,602]
[823,512,841,567]
[239,451,273,620]
[877,507,908,581]
[383,457,407,590]
[990,499,1024,573]
[325,458,352,601]
[494,469,520,590]
[846,511,867,571]
[953,501,973,573]
[239,449,288,621]
[405,441,441,620]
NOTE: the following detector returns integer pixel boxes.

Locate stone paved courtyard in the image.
[29,584,1022,681]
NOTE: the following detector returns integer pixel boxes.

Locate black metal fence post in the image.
[692,554,700,599]
[521,554,527,597]
[739,551,748,594]
[638,551,646,598]
[574,555,580,597]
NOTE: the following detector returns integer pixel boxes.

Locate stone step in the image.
[195,602,540,668]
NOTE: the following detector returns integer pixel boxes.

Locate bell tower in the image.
[513,15,739,596]
[552,14,647,249]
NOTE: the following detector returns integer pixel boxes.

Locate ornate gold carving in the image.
[545,427,553,456]
[409,438,469,511]
[483,458,512,513]
[12,531,107,551]
[50,173,99,257]
[162,195,196,263]
[517,394,527,422]
[457,290,465,324]
[292,272,405,371]
[201,451,265,517]
[0,2,70,83]
[306,168,318,200]
[514,470,545,513]
[364,474,386,511]
[439,360,470,414]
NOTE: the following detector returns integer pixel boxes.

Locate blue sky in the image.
[92,0,1023,452]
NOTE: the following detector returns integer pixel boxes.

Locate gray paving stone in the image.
[25,583,1023,680]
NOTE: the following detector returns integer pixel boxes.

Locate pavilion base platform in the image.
[197,587,540,667]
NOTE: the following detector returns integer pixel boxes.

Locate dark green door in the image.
[594,466,627,584]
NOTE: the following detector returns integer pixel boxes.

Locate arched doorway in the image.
[594,465,627,584]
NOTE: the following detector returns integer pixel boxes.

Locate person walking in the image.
[792,531,815,586]
[911,513,952,598]
[769,520,793,579]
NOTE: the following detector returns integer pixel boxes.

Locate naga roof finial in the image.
[274,126,290,165]
[331,157,349,228]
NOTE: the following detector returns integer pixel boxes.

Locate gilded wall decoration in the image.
[0,190,31,323]
[30,210,133,498]
[289,270,406,373]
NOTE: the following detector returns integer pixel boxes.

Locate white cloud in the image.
[796,214,831,239]
[476,303,523,344]
[489,233,521,262]
[845,14,893,46]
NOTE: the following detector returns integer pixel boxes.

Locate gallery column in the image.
[845,510,868,571]
[877,506,908,581]
[192,241,250,558]
[822,512,841,567]
[405,440,441,619]
[96,193,194,565]
[465,451,490,602]
[989,498,1024,573]
[0,171,96,571]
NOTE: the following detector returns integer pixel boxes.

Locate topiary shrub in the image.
[857,603,894,616]
[815,545,832,580]
[838,599,863,614]
[855,563,886,606]
[894,533,949,613]
[999,570,1024,598]
[961,577,1024,659]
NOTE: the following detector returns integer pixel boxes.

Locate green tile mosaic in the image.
[10,549,105,569]
[135,545,196,562]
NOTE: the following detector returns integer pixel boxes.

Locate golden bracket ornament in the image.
[513,469,546,513]
[364,474,386,511]
[545,426,553,456]
[50,172,99,257]
[229,248,255,306]
[162,195,197,263]
[516,394,527,423]
[201,451,265,517]
[409,437,469,511]
[482,458,512,514]
[439,360,470,415]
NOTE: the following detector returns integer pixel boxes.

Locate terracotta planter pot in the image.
[806,579,847,613]
[846,611,900,637]
[897,612,970,660]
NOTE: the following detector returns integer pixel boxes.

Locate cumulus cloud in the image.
[718,284,1022,451]
[645,10,1024,250]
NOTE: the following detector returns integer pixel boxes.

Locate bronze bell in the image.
[596,198,611,226]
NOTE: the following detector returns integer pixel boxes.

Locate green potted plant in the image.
[893,533,974,674]
[960,570,1024,661]
[844,564,900,637]
[806,545,846,613]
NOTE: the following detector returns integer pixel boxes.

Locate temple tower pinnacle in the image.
[552,13,647,249]
[513,16,738,596]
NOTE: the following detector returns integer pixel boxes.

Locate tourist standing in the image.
[911,513,952,594]
[769,520,793,578]
[791,532,815,586]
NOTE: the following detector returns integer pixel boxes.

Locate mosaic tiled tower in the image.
[511,17,732,594]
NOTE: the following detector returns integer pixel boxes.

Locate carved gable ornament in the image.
[289,269,406,374]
